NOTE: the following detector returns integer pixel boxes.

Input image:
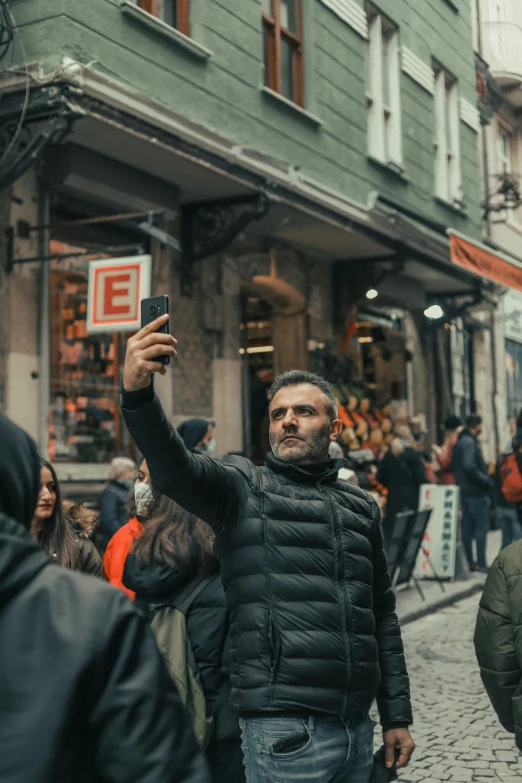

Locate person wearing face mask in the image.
[98,457,136,550]
[32,458,102,577]
[177,419,216,455]
[103,459,156,598]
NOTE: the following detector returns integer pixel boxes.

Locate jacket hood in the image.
[265,451,346,484]
[123,552,202,601]
[0,513,49,608]
[0,413,41,528]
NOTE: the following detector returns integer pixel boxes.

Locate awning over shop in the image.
[449,230,522,293]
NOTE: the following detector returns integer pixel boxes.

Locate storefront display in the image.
[49,242,129,464]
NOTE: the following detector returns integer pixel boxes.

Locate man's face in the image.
[269,383,342,465]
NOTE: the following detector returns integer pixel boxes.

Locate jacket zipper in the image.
[261,485,280,698]
[319,483,354,714]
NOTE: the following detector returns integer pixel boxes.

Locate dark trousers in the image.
[206,737,245,783]
[461,495,491,570]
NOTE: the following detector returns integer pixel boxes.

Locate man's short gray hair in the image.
[269,370,338,421]
[109,457,136,480]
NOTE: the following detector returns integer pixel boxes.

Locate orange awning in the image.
[449,231,522,293]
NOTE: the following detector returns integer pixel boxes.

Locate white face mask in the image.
[134,482,154,517]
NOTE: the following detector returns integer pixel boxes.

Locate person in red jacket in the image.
[103,461,150,598]
[432,415,462,485]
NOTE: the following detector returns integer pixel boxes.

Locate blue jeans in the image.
[239,715,375,783]
[461,495,491,570]
[497,506,522,550]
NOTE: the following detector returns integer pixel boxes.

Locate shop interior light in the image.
[239,345,275,355]
[365,289,379,300]
[358,336,374,344]
[424,304,445,320]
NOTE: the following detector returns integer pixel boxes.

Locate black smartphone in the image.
[140,295,170,366]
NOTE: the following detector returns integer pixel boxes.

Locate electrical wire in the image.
[0,2,30,170]
[0,0,14,64]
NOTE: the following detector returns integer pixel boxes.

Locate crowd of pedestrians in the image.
[0,313,417,783]
[4,310,522,780]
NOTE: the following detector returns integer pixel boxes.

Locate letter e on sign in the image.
[87,255,152,333]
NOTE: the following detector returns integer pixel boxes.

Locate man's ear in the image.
[331,419,343,440]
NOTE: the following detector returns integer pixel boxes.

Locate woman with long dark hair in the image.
[31,459,102,576]
[121,484,244,783]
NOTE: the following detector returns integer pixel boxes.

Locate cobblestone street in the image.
[392,594,522,783]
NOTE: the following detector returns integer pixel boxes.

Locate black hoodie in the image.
[0,415,209,783]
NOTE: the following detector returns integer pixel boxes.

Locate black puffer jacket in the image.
[123,557,239,739]
[122,390,412,727]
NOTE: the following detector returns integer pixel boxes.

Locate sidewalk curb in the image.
[398,581,484,626]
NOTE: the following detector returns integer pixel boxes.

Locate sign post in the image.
[87,255,152,334]
[414,484,460,580]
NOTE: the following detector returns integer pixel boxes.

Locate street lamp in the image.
[366,289,379,300]
[424,304,445,320]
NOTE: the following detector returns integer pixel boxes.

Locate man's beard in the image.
[270,423,332,465]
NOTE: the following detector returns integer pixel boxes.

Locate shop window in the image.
[262,0,304,106]
[49,242,133,464]
[433,65,462,206]
[136,0,190,35]
[365,3,402,168]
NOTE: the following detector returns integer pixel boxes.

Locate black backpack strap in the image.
[169,574,216,616]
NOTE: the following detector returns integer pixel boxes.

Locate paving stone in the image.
[387,594,522,783]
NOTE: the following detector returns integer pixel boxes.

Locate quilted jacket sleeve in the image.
[121,390,248,531]
[371,499,413,727]
[474,557,519,733]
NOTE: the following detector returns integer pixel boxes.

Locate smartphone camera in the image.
[149,305,158,316]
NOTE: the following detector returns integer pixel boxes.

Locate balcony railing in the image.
[483,21,522,86]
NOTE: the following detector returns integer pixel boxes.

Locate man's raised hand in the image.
[123,314,177,392]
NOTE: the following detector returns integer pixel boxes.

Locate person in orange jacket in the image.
[103,460,152,598]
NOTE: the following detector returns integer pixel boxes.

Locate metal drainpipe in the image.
[476,0,499,454]
[490,306,500,455]
[38,185,51,459]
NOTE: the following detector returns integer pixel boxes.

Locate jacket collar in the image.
[459,428,477,442]
[265,451,346,485]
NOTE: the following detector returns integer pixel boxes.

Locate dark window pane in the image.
[263,28,271,87]
[281,36,294,100]
[280,0,297,33]
[163,0,176,27]
[155,0,178,27]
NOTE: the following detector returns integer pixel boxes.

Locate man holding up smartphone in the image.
[121,313,415,783]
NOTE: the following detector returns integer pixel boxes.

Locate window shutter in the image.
[367,14,386,161]
[434,71,449,200]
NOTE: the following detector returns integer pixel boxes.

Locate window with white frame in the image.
[498,125,514,174]
[433,66,462,205]
[365,3,402,168]
[497,124,519,220]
